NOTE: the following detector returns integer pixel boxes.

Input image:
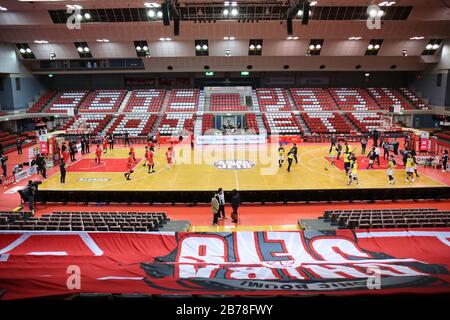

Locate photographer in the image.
[36,154,47,179]
[1,154,7,178]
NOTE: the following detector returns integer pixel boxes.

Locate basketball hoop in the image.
[380,114,393,132]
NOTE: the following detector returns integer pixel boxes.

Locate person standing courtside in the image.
[124,132,130,147]
[59,159,66,183]
[16,138,23,155]
[217,188,226,220]
[109,134,114,150]
[287,151,294,172]
[361,137,368,155]
[337,142,342,160]
[289,143,298,164]
[211,193,220,226]
[442,150,448,172]
[231,189,241,223]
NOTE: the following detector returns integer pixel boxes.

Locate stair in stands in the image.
[160,90,171,113]
[251,90,267,135]
[295,114,311,135]
[342,113,359,132]
[117,91,132,113]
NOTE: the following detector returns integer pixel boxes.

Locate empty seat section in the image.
[123,89,166,112]
[209,93,247,112]
[157,113,196,135]
[262,113,303,135]
[166,89,199,112]
[329,88,379,111]
[347,112,383,132]
[301,112,353,134]
[46,90,88,113]
[202,114,214,133]
[78,90,127,113]
[27,90,57,113]
[256,88,292,112]
[106,114,157,136]
[65,114,113,135]
[290,88,337,111]
[244,113,259,133]
[368,87,412,111]
[399,88,430,110]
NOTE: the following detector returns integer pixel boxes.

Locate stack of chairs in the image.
[323,208,449,229]
[0,211,169,232]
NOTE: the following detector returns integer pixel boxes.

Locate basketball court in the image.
[39,143,448,192]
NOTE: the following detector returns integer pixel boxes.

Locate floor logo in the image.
[77,178,111,182]
[214,160,255,170]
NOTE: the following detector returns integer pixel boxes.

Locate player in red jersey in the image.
[102,136,108,154]
[143,146,149,166]
[147,148,155,173]
[156,131,161,149]
[62,148,70,164]
[95,144,102,164]
[124,152,134,180]
[129,143,136,162]
[149,140,155,151]
[165,147,173,169]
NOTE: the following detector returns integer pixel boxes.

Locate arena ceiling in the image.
[0,0,449,72]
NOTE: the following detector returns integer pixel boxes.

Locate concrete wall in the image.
[0,76,14,111]
[409,71,449,106]
[11,76,45,109]
[409,40,450,107]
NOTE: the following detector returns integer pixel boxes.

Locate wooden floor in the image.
[39,143,447,192]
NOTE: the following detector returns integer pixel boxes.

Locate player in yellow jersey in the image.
[343,152,351,176]
[387,155,396,185]
[329,143,338,166]
[287,151,295,172]
[405,154,415,182]
[347,154,359,187]
[278,144,285,168]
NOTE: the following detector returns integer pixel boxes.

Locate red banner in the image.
[39,141,48,155]
[0,229,449,300]
[420,138,429,152]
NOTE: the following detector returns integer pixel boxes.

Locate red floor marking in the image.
[67,158,142,173]
[324,156,403,170]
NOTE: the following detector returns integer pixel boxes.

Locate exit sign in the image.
[240,71,250,76]
[205,71,214,76]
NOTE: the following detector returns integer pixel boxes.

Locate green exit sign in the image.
[240,71,250,76]
[48,74,54,78]
[205,71,214,76]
